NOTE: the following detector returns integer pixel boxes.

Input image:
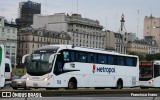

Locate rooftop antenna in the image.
[71,0,73,14]
[149,7,153,36]
[115,12,118,31]
[136,10,139,38]
[77,0,78,14]
[44,0,47,15]
[105,17,107,30]
[1,8,4,16]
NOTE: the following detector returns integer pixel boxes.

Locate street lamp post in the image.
[153,26,160,29]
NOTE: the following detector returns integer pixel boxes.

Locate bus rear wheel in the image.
[116,79,123,89]
[68,78,77,89]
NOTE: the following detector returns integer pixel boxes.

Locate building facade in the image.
[144,16,160,48]
[17,27,71,59]
[0,16,18,65]
[105,30,115,51]
[127,40,149,55]
[32,13,106,49]
[105,14,127,54]
[144,36,159,54]
[16,0,41,28]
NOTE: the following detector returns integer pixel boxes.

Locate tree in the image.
[128,52,146,61]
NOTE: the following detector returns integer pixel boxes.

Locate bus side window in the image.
[93,53,97,63]
[98,54,106,64]
[87,53,95,63]
[70,51,75,62]
[80,52,87,63]
[54,53,64,75]
[118,56,125,66]
[63,51,69,62]
[5,63,10,72]
[57,62,63,72]
[133,57,137,67]
[126,57,133,66]
[108,55,114,65]
[87,53,92,63]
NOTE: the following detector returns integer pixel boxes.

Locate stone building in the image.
[0,16,18,65]
[32,13,106,49]
[17,27,71,60]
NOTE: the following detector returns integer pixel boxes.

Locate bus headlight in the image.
[27,77,30,81]
[43,77,50,81]
[149,80,153,84]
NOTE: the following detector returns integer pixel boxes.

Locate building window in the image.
[7,29,10,33]
[32,37,34,41]
[13,29,15,33]
[2,28,4,32]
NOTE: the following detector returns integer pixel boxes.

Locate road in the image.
[1,85,160,100]
[0,97,160,100]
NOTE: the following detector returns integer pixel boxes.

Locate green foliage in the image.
[146,53,160,61]
[128,52,146,61]
[12,68,26,77]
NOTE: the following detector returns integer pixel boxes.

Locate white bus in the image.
[0,45,5,89]
[22,45,139,89]
[139,60,160,88]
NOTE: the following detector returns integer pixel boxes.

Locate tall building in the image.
[144,15,160,48]
[33,13,106,49]
[16,0,41,28]
[0,16,18,66]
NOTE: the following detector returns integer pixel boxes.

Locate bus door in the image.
[153,64,160,86]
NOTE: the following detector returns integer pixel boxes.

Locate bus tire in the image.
[95,87,105,89]
[140,87,149,89]
[46,88,59,90]
[116,79,123,89]
[12,87,17,90]
[68,78,77,89]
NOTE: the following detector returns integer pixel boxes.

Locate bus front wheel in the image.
[116,79,123,89]
[68,78,77,89]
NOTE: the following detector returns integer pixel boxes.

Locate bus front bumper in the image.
[26,80,51,88]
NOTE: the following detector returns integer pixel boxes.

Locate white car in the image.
[11,75,28,90]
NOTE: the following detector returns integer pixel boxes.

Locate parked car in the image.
[11,74,28,90]
[12,74,19,80]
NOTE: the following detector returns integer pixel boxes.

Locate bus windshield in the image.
[139,66,152,81]
[27,53,54,76]
[153,65,160,78]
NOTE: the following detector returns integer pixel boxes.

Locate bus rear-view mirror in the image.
[22,54,30,64]
[49,53,60,63]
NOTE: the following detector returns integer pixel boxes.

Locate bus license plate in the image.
[33,83,38,87]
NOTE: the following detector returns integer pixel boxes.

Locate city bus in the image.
[139,61,160,88]
[0,45,5,89]
[22,45,139,89]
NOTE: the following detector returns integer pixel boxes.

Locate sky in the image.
[0,0,160,39]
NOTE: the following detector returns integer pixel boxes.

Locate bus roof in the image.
[153,60,160,65]
[37,44,138,58]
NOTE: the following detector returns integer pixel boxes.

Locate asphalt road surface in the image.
[0,97,160,100]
